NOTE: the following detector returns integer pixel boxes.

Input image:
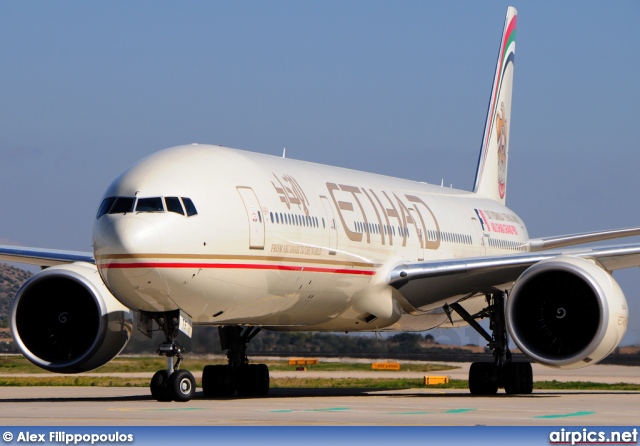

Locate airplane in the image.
[2,6,640,402]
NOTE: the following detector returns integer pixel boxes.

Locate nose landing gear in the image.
[148,313,196,402]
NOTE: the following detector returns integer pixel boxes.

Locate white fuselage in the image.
[93,144,529,332]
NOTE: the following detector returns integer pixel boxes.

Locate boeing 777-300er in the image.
[2,7,639,402]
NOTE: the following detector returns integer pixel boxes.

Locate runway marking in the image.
[108,408,207,412]
[306,407,351,412]
[446,408,475,414]
[266,407,351,413]
[386,409,475,415]
[534,411,595,419]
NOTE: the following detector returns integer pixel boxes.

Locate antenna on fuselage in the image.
[282,148,286,158]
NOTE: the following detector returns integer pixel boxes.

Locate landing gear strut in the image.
[148,312,196,402]
[202,326,270,398]
[446,291,533,395]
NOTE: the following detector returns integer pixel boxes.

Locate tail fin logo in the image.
[472,7,516,205]
[496,103,508,199]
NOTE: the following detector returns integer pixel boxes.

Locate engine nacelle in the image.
[506,256,628,369]
[10,262,133,373]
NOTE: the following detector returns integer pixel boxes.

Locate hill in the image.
[0,263,33,351]
[0,263,32,330]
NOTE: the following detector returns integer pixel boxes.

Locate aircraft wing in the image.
[389,243,640,311]
[0,245,94,267]
[527,227,640,251]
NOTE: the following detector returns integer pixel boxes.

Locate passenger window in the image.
[109,197,135,214]
[97,197,117,219]
[165,197,185,215]
[181,198,198,216]
[136,197,164,212]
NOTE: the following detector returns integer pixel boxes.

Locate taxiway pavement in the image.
[0,363,638,426]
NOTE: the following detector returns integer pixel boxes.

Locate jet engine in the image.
[506,256,628,369]
[10,262,133,373]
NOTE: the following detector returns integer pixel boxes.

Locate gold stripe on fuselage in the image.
[94,253,381,269]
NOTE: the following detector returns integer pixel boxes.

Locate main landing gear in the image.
[149,314,196,402]
[445,291,533,395]
[201,326,270,398]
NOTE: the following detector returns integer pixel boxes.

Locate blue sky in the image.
[1,1,639,344]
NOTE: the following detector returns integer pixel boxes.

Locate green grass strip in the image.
[0,377,151,387]
[0,356,457,374]
[0,376,638,391]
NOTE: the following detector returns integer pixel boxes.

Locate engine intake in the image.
[506,256,627,369]
[11,262,133,373]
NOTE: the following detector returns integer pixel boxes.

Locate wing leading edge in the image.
[528,227,640,251]
[389,242,640,312]
[0,245,94,267]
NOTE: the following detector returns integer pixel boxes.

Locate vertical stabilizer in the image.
[473,6,517,205]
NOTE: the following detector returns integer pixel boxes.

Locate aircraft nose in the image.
[94,216,175,312]
[94,217,161,270]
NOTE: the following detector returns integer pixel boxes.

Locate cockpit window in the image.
[136,197,164,212]
[96,195,197,218]
[181,197,198,216]
[96,197,117,219]
[109,197,135,214]
[165,197,185,215]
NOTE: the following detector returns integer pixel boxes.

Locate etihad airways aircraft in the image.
[2,7,639,402]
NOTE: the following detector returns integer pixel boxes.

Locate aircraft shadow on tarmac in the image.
[4,387,638,403]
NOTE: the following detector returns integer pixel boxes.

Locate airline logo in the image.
[496,103,508,199]
[475,10,516,198]
[271,173,309,214]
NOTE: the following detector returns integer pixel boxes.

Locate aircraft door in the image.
[237,186,265,249]
[471,217,488,255]
[320,196,337,255]
[408,208,425,261]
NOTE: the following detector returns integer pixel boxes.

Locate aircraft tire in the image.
[233,364,269,397]
[235,366,253,397]
[168,369,196,402]
[150,370,172,402]
[503,362,533,394]
[202,365,235,398]
[252,364,270,396]
[469,362,498,395]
